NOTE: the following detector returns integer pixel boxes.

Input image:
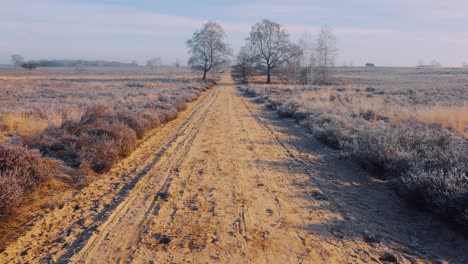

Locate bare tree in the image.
[431,59,441,68]
[463,62,468,68]
[281,53,302,85]
[187,21,231,80]
[249,19,301,84]
[418,59,426,67]
[11,54,24,70]
[146,57,162,72]
[232,45,258,84]
[313,26,337,85]
[298,32,316,85]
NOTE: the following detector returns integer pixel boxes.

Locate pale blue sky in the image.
[1,0,467,66]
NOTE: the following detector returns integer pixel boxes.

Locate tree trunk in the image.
[267,67,271,84]
[202,70,207,80]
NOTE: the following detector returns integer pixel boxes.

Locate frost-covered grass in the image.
[241,67,468,231]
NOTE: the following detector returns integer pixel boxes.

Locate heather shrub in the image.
[115,110,150,139]
[396,168,468,230]
[243,84,468,230]
[83,121,137,157]
[140,110,162,129]
[30,128,80,166]
[0,72,216,193]
[33,106,138,174]
[175,100,188,112]
[178,91,199,102]
[0,171,23,215]
[25,80,214,175]
[0,143,56,215]
[351,123,467,177]
[304,113,356,149]
[292,106,312,121]
[162,109,179,122]
[0,68,216,219]
[78,134,120,173]
[277,98,303,118]
[0,143,54,189]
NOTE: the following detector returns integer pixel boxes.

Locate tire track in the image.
[66,88,219,263]
[235,88,351,221]
[124,86,220,262]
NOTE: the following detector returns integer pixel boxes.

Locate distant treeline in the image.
[37,60,138,67]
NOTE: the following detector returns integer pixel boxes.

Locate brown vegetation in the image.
[240,66,468,231]
[0,67,215,216]
[0,143,57,215]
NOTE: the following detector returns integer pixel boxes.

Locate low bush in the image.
[0,143,57,215]
[396,168,468,229]
[0,77,215,218]
[243,85,468,231]
[29,81,215,175]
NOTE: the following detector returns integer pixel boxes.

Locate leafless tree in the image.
[187,21,232,80]
[313,26,337,85]
[11,54,24,70]
[146,57,162,72]
[431,59,441,68]
[281,53,303,85]
[232,45,258,84]
[418,59,426,67]
[298,32,316,85]
[463,62,468,68]
[248,19,301,84]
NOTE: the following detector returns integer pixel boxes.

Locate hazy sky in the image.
[1,0,468,66]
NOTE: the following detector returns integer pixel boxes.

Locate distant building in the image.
[365,63,375,67]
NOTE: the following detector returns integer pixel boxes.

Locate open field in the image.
[0,67,204,142]
[336,67,468,135]
[241,66,468,233]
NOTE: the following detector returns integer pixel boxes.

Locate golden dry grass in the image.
[264,86,467,137]
[0,113,51,137]
[414,104,467,135]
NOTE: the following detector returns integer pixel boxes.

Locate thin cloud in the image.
[227,3,321,17]
[1,0,467,66]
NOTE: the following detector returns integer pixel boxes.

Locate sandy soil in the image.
[1,73,467,263]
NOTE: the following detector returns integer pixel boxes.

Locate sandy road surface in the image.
[2,73,467,263]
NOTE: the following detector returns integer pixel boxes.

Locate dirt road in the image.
[1,73,467,263]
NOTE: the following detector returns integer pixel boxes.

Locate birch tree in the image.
[313,26,337,85]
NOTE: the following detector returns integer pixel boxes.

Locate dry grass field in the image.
[0,66,214,217]
[241,66,468,231]
[336,67,468,134]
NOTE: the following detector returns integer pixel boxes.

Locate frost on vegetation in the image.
[242,78,468,231]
